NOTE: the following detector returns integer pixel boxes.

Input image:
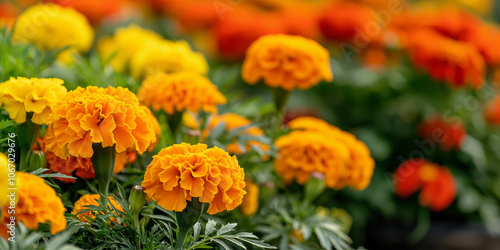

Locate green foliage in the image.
[0,223,80,250]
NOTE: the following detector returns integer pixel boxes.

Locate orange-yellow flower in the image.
[0,77,67,124]
[240,179,259,216]
[49,86,157,158]
[71,194,125,223]
[418,117,466,151]
[0,153,13,207]
[0,172,66,234]
[49,0,123,25]
[484,95,500,125]
[242,34,333,90]
[138,72,226,115]
[142,143,246,214]
[275,117,375,190]
[0,2,18,29]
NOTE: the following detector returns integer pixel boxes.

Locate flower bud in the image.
[129,185,147,215]
[28,150,46,172]
[304,172,325,203]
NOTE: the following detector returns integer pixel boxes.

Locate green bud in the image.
[304,172,325,203]
[28,150,46,172]
[129,185,147,215]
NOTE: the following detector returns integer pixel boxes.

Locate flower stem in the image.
[175,198,205,250]
[134,215,141,250]
[17,113,39,171]
[91,143,116,205]
[271,87,291,138]
[167,110,185,142]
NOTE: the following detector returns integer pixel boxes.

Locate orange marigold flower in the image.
[49,0,123,25]
[275,117,375,190]
[240,179,259,216]
[393,159,456,212]
[0,2,18,29]
[138,72,226,115]
[0,172,66,234]
[71,194,125,223]
[49,86,157,158]
[407,29,484,88]
[142,143,246,214]
[418,117,466,151]
[0,77,67,124]
[484,95,500,124]
[242,34,333,90]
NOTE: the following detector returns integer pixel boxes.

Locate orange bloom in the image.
[393,159,456,212]
[138,72,226,115]
[418,117,466,151]
[142,143,246,214]
[71,194,125,223]
[49,0,123,25]
[240,179,259,216]
[49,86,157,158]
[407,29,484,88]
[242,34,333,90]
[0,3,18,29]
[160,0,219,31]
[484,95,500,124]
[0,172,66,234]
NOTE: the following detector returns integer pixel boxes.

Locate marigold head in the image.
[484,95,500,125]
[418,117,466,151]
[138,72,226,115]
[240,178,259,216]
[50,0,123,25]
[0,77,67,124]
[0,153,14,207]
[49,86,157,158]
[72,194,125,223]
[142,143,246,214]
[1,172,66,234]
[242,34,333,90]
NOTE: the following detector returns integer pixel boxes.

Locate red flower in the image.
[418,117,466,151]
[50,0,123,25]
[393,159,456,212]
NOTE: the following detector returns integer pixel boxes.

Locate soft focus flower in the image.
[393,159,456,212]
[0,77,67,124]
[240,179,259,216]
[142,143,246,214]
[0,153,12,207]
[484,95,500,125]
[407,29,484,88]
[14,4,94,61]
[275,117,375,190]
[418,117,466,151]
[50,0,123,25]
[0,3,18,29]
[72,194,125,223]
[98,25,164,72]
[138,72,226,115]
[159,0,219,31]
[49,86,157,158]
[242,34,333,90]
[0,172,66,234]
[130,39,209,79]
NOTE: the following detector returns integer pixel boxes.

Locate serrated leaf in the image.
[193,222,202,243]
[212,239,231,250]
[220,236,246,249]
[205,220,217,236]
[217,223,237,235]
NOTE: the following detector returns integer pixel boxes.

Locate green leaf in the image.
[212,239,231,250]
[216,223,237,235]
[205,220,217,236]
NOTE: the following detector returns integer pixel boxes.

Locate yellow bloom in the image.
[98,25,164,72]
[49,86,157,158]
[13,4,94,61]
[242,34,333,90]
[0,153,12,207]
[142,143,246,215]
[240,179,259,216]
[71,194,125,223]
[138,72,226,115]
[0,77,67,124]
[0,172,66,234]
[131,39,209,79]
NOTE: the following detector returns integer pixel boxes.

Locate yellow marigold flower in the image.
[275,117,375,190]
[242,34,333,90]
[142,143,246,215]
[0,172,66,234]
[49,86,157,158]
[130,39,209,79]
[138,72,226,115]
[0,153,13,207]
[98,25,164,72]
[0,77,67,124]
[240,179,259,216]
[71,194,125,223]
[13,4,93,61]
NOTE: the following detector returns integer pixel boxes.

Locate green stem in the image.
[97,179,110,205]
[91,143,116,205]
[175,198,205,250]
[17,113,39,171]
[272,88,291,138]
[134,215,141,250]
[408,207,430,244]
[167,110,185,142]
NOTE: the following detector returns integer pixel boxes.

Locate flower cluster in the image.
[142,143,246,214]
[418,117,466,151]
[275,117,375,190]
[49,86,157,158]
[0,172,66,234]
[393,159,456,212]
[138,72,226,115]
[0,77,67,124]
[72,194,125,223]
[242,34,333,90]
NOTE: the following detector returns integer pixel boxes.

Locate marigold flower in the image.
[13,4,94,60]
[393,159,456,212]
[0,77,67,124]
[71,194,125,223]
[130,39,209,79]
[98,25,164,72]
[0,172,66,234]
[142,143,246,214]
[138,72,226,115]
[275,117,375,190]
[484,95,500,125]
[0,153,12,207]
[240,179,259,216]
[418,117,466,151]
[49,86,157,158]
[0,3,18,29]
[50,0,123,25]
[407,29,484,88]
[242,34,333,90]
